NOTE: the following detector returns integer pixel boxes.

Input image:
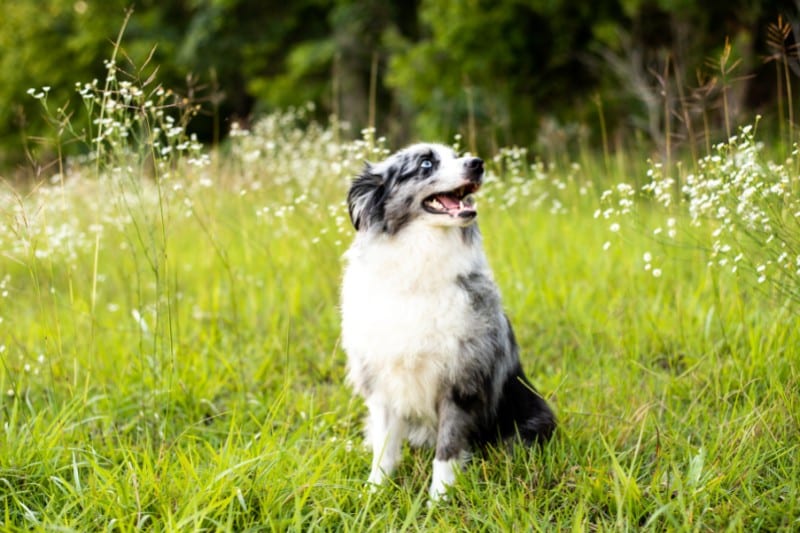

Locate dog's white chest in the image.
[341,224,485,419]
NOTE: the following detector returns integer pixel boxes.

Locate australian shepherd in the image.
[340,143,555,499]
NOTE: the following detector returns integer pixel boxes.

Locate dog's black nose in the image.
[465,157,484,171]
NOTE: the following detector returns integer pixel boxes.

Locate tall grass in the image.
[1,43,799,531]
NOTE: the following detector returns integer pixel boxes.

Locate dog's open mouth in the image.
[422,182,480,218]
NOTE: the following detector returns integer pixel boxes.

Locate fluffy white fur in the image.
[342,220,489,428]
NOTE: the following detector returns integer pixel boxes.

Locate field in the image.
[1,93,799,530]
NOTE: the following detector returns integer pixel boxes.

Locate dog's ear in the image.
[347,163,386,231]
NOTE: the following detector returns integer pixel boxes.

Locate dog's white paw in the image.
[428,486,449,503]
[428,458,457,501]
[367,468,386,487]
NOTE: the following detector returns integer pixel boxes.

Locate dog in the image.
[340,143,555,499]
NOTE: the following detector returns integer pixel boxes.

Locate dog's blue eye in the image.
[420,159,433,169]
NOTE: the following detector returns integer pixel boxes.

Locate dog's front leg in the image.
[366,398,405,486]
[430,397,472,500]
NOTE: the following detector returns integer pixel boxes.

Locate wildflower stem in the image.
[95,7,133,178]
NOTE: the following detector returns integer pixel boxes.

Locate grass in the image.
[2,89,799,530]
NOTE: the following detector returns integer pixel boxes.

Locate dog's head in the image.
[347,143,484,234]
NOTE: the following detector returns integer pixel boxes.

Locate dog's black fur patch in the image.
[347,168,386,231]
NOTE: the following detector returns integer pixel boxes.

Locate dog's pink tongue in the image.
[436,194,460,210]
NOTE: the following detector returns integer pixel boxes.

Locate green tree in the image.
[385,0,621,152]
[2,0,800,173]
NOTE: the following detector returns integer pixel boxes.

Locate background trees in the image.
[2,0,799,173]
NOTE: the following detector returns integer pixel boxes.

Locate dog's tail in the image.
[497,365,556,444]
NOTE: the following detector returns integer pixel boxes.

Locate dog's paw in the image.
[363,477,382,496]
[428,478,453,502]
[426,485,452,510]
[367,468,386,487]
[427,487,449,504]
[428,458,456,501]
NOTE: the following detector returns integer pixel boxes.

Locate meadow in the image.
[1,65,799,531]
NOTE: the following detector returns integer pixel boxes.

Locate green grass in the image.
[1,113,799,531]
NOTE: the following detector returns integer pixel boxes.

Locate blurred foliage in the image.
[1,0,799,174]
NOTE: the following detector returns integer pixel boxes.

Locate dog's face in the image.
[347,143,484,234]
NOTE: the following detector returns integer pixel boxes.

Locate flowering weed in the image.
[601,120,800,306]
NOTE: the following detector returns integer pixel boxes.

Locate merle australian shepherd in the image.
[340,143,555,499]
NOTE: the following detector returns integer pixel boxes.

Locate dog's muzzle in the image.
[422,157,484,219]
